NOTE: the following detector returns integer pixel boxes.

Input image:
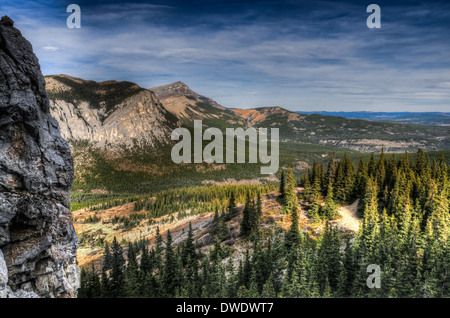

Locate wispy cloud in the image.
[43,46,59,51]
[1,0,449,112]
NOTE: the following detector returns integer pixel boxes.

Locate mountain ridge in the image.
[297,111,450,126]
[150,81,245,128]
[46,74,180,149]
[44,74,450,153]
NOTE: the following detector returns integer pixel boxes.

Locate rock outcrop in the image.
[45,74,180,149]
[150,81,245,127]
[0,16,79,297]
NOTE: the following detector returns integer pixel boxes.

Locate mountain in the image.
[0,16,78,298]
[298,111,450,126]
[232,106,302,127]
[45,75,450,154]
[231,107,450,152]
[46,75,180,149]
[150,81,245,129]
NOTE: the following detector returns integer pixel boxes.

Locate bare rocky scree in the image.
[0,16,79,298]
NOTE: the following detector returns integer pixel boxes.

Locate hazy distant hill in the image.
[232,107,450,152]
[298,111,450,126]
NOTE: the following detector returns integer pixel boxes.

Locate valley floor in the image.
[74,187,361,268]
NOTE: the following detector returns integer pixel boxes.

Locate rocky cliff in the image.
[46,75,180,149]
[0,16,79,298]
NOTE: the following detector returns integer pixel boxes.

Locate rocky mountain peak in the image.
[0,16,14,27]
[151,81,193,99]
[149,81,241,127]
[0,16,79,298]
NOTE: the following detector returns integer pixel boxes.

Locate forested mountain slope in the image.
[77,149,450,298]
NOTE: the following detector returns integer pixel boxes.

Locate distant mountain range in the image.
[45,74,450,153]
[231,107,450,152]
[296,111,450,126]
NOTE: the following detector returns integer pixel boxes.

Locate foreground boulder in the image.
[0,16,79,297]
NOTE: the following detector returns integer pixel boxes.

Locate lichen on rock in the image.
[0,16,79,298]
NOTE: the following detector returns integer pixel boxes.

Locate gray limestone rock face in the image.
[0,250,7,298]
[0,16,79,298]
[45,74,181,150]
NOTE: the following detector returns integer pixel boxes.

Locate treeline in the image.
[77,184,275,248]
[298,149,449,225]
[133,184,275,219]
[79,149,449,298]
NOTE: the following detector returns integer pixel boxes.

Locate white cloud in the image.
[43,46,59,51]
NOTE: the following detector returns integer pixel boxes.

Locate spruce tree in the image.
[240,193,253,236]
[355,156,368,196]
[110,236,125,298]
[322,181,339,220]
[285,168,298,208]
[225,191,236,221]
[279,168,286,199]
[162,230,179,297]
[78,267,89,298]
[125,242,139,297]
[326,152,337,186]
[285,204,301,250]
[302,169,312,200]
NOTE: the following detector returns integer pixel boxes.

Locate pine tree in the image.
[285,204,301,250]
[154,226,164,273]
[211,208,221,238]
[261,275,277,297]
[359,176,378,218]
[285,167,298,208]
[322,181,339,220]
[162,230,179,297]
[125,242,139,297]
[140,245,151,274]
[335,154,351,203]
[326,152,337,186]
[337,237,356,297]
[315,223,342,293]
[240,193,253,237]
[103,241,112,271]
[279,168,286,199]
[302,169,312,200]
[250,194,263,236]
[361,177,380,259]
[308,200,321,223]
[225,191,236,221]
[355,156,368,196]
[110,236,125,298]
[368,153,376,177]
[182,222,197,266]
[100,265,110,298]
[78,267,89,298]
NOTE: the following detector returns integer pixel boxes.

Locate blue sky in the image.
[1,0,450,112]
